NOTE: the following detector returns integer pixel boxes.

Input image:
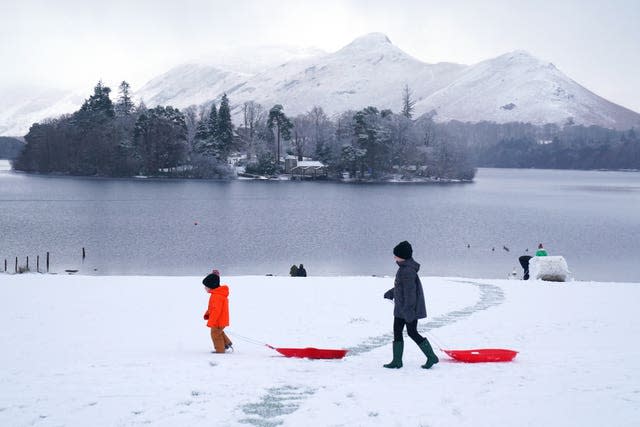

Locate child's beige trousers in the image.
[210,328,232,353]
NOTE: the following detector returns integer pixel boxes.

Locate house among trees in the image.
[284,155,327,179]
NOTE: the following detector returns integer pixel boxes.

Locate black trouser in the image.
[519,255,532,280]
[393,317,425,343]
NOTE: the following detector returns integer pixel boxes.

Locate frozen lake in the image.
[1,166,639,281]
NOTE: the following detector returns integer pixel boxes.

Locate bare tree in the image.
[240,101,264,161]
[306,106,334,161]
[182,105,199,157]
[292,115,313,159]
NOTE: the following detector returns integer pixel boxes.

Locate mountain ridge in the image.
[1,33,638,136]
[133,33,640,130]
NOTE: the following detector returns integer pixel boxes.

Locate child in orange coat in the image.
[202,269,233,353]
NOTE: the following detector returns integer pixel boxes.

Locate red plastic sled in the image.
[443,348,518,363]
[266,345,348,359]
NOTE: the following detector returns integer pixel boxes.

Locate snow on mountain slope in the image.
[2,33,640,136]
[136,33,640,130]
[136,45,327,109]
[417,50,640,129]
[196,45,327,75]
[0,45,326,136]
[136,63,247,109]
[231,33,467,117]
[0,86,85,136]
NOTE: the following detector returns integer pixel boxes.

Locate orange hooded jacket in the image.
[203,285,230,328]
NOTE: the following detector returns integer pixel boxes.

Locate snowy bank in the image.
[1,275,639,426]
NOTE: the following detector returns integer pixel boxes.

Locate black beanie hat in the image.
[202,272,220,289]
[393,241,413,260]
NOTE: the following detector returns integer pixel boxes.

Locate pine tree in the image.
[79,81,115,119]
[194,119,210,141]
[115,81,134,117]
[267,104,293,164]
[208,103,218,140]
[136,100,147,114]
[353,106,391,177]
[193,119,215,156]
[216,94,234,160]
[133,106,187,175]
[401,84,416,119]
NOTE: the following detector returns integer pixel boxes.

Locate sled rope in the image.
[424,331,448,352]
[226,330,273,349]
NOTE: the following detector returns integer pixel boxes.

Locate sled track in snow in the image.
[238,385,316,427]
[238,280,504,426]
[347,280,505,356]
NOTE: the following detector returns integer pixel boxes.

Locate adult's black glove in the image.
[383,289,394,300]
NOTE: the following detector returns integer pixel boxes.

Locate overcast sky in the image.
[2,0,639,111]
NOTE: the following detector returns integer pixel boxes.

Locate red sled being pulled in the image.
[266,344,348,359]
[443,348,518,363]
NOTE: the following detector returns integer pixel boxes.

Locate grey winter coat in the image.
[385,258,427,322]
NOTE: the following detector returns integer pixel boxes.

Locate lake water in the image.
[1,160,639,281]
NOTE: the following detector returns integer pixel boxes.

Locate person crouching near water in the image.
[383,241,439,369]
[202,269,233,353]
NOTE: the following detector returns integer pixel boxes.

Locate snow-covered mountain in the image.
[2,33,639,136]
[137,64,247,109]
[0,45,325,137]
[136,32,640,130]
[417,50,640,128]
[136,33,468,119]
[224,33,467,119]
[0,86,86,136]
[137,45,326,109]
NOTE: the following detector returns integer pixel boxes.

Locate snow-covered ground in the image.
[1,274,638,426]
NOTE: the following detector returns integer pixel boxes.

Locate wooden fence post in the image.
[46,252,50,273]
[37,255,40,273]
[15,257,18,273]
[26,256,29,270]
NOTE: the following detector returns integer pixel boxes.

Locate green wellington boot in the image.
[418,338,439,369]
[383,341,404,369]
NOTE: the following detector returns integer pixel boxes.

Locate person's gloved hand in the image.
[383,289,394,300]
[203,312,209,320]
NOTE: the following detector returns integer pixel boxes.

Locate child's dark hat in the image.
[203,270,220,289]
[393,241,413,260]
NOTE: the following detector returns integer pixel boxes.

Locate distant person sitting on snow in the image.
[297,264,307,277]
[383,241,438,370]
[202,269,233,353]
[536,243,548,257]
[289,264,299,277]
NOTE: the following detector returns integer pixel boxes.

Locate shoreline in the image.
[3,271,638,284]
[4,167,475,184]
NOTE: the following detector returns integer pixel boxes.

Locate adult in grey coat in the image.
[383,241,439,369]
